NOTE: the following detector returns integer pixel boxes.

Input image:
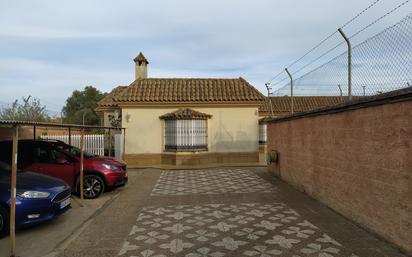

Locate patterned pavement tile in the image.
[150,168,276,196]
[119,203,358,257]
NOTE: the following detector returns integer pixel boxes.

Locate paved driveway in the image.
[58,168,406,257]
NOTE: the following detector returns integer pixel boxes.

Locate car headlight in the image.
[18,191,50,199]
[101,163,120,171]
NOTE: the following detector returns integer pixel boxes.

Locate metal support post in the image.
[338,84,343,96]
[68,127,72,145]
[265,83,274,117]
[108,129,112,157]
[10,125,18,257]
[362,86,366,96]
[285,68,294,114]
[122,129,126,161]
[33,125,36,140]
[80,129,84,200]
[338,28,352,100]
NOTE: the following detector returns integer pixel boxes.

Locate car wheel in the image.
[77,175,105,199]
[0,206,9,238]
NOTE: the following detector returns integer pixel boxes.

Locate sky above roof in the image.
[0,0,410,116]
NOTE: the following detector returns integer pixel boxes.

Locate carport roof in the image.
[0,119,125,130]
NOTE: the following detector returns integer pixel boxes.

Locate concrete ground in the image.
[0,189,121,257]
[51,167,408,257]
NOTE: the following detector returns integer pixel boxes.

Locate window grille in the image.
[259,123,267,144]
[164,119,208,151]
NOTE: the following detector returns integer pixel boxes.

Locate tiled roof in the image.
[97,86,127,107]
[114,77,264,104]
[159,108,212,120]
[260,96,349,116]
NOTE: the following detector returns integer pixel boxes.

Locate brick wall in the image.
[267,94,411,254]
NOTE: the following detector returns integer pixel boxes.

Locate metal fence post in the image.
[265,83,274,117]
[10,125,18,257]
[338,28,352,100]
[338,84,343,96]
[285,68,294,114]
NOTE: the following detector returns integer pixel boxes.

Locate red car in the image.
[0,140,127,199]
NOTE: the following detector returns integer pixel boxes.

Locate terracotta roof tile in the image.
[159,108,212,120]
[115,77,264,103]
[97,86,127,107]
[260,96,353,116]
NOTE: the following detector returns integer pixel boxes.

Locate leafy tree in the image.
[0,96,50,121]
[62,86,106,125]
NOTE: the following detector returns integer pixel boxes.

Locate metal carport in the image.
[0,120,125,257]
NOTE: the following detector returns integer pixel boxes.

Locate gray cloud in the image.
[0,0,410,113]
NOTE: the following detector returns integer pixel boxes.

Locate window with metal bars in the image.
[259,123,267,144]
[164,119,208,151]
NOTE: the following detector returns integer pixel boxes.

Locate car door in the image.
[31,144,76,186]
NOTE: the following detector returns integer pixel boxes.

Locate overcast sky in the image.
[0,0,410,115]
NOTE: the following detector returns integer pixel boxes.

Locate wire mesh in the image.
[272,14,412,97]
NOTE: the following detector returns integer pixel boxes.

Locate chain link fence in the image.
[272,14,412,97]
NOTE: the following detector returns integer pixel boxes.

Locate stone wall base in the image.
[124,151,259,167]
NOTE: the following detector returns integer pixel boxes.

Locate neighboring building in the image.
[96,86,126,127]
[96,53,264,167]
[259,96,347,118]
[257,96,350,152]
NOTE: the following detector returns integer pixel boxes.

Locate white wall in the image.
[122,106,259,154]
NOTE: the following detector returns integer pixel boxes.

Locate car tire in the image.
[76,174,105,199]
[0,206,9,238]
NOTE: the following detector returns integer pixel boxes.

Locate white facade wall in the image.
[121,107,259,154]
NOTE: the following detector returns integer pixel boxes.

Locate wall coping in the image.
[267,87,412,124]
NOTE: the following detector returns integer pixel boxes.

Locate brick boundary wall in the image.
[267,88,412,255]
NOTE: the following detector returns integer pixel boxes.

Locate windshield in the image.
[58,143,95,159]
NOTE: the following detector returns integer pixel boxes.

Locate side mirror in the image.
[56,157,70,165]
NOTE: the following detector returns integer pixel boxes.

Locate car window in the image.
[18,143,34,164]
[0,142,12,164]
[56,143,94,159]
[33,146,52,163]
[0,161,11,172]
[50,148,67,160]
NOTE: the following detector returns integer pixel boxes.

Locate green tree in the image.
[62,86,106,125]
[0,96,50,121]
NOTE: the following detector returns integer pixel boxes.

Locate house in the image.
[96,53,265,167]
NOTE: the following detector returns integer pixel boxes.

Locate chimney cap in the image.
[133,52,149,64]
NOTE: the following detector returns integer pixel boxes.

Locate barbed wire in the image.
[266,0,385,84]
[272,14,412,98]
[341,0,383,29]
[350,0,411,39]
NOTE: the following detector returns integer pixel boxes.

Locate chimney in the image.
[133,52,149,79]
